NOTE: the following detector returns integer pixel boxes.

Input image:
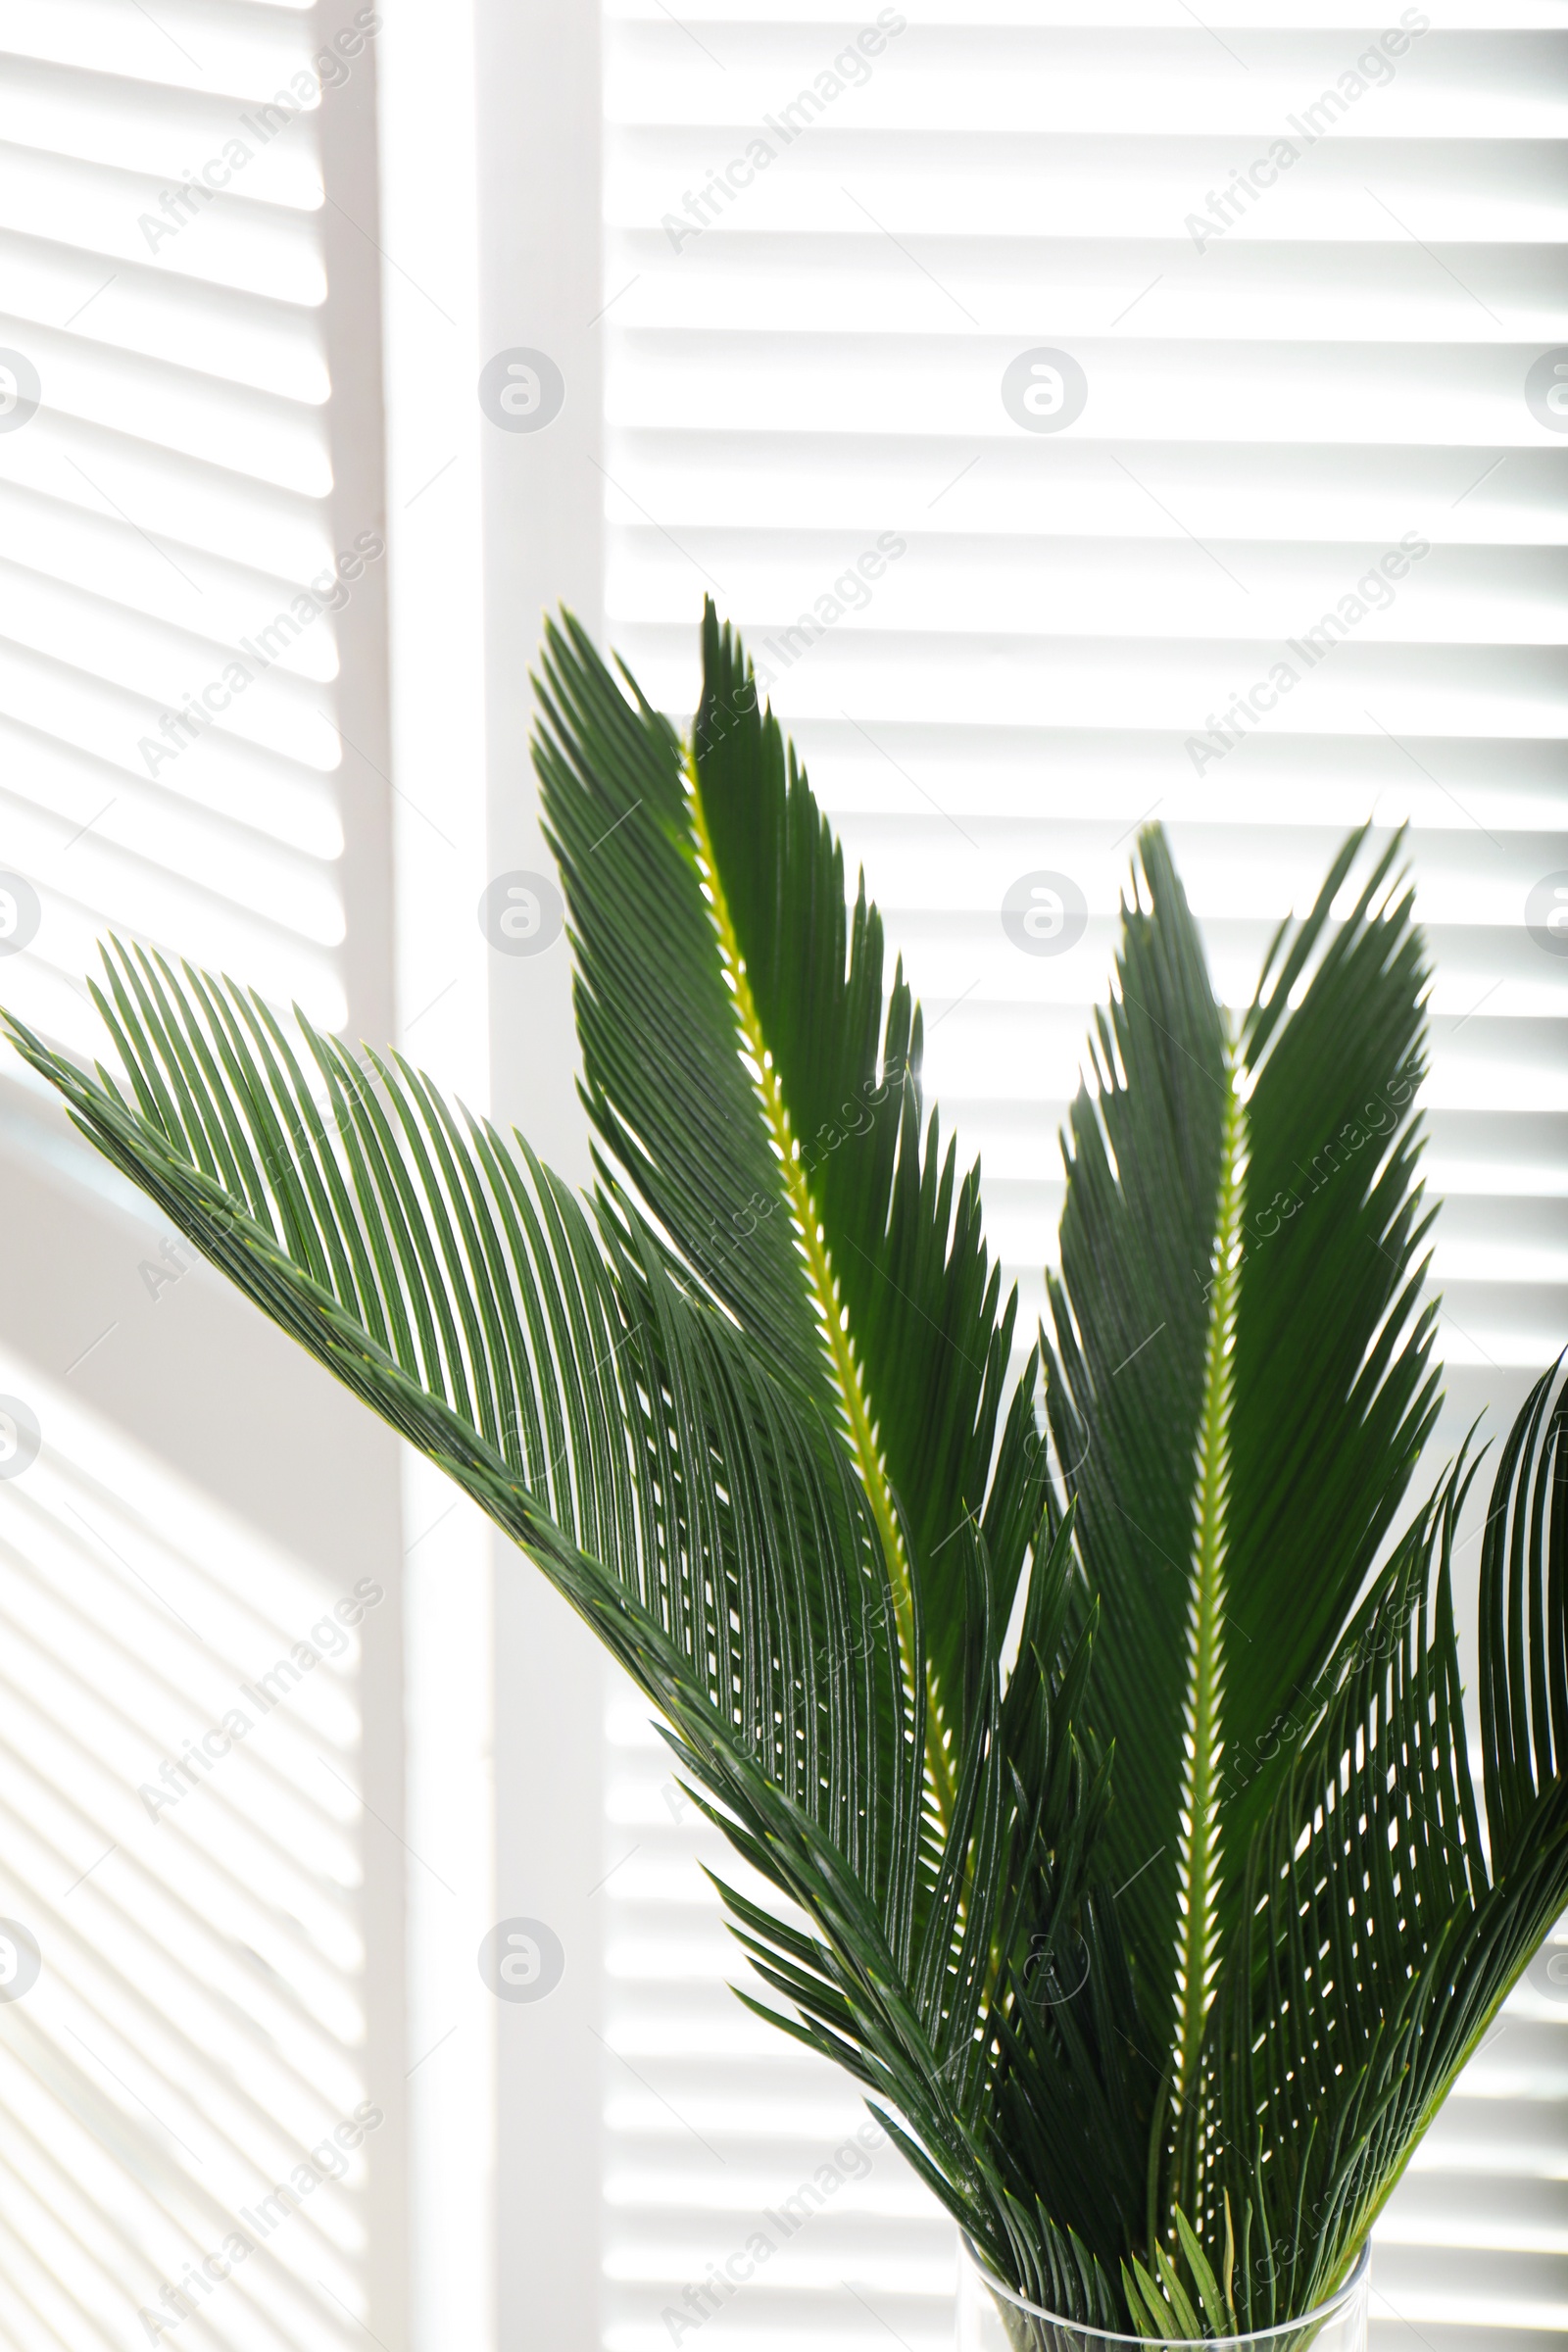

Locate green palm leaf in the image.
[1044,824,1440,2099]
[535,604,1032,1815]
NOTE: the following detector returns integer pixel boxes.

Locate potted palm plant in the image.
[6,605,1564,2345]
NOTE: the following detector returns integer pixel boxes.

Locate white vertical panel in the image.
[467,0,607,2343]
[378,0,489,1104]
[375,0,497,2345]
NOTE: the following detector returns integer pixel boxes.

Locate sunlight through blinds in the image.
[0,0,385,1057]
[599,3,1568,2345]
[0,5,396,2347]
[0,1340,382,2352]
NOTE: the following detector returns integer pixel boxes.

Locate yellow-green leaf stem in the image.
[1173,1039,1247,2109]
[685,754,956,1832]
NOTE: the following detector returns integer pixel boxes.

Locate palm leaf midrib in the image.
[1174,1042,1245,2108]
[684,742,956,1828]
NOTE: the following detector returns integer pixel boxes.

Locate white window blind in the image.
[0,6,405,2350]
[0,1336,384,2352]
[603,1688,949,2352]
[599,3,1568,2344]
[0,0,385,1060]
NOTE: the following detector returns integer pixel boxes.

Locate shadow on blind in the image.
[0,0,364,1059]
[0,1343,378,2352]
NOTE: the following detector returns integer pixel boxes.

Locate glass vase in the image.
[956,2238,1370,2352]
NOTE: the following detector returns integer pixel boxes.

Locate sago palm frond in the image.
[4,601,1565,2337]
[533,606,1038,1824]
